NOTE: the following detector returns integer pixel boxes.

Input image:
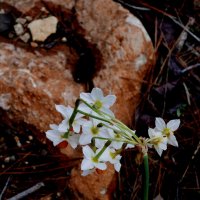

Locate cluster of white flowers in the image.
[46,88,180,175]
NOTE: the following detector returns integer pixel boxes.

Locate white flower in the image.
[101,147,122,172]
[79,88,116,116]
[79,118,108,148]
[148,128,167,156]
[107,128,124,150]
[81,146,107,171]
[55,105,86,133]
[155,118,180,147]
[45,124,79,149]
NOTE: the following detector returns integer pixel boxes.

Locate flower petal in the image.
[81,159,94,170]
[58,119,69,132]
[55,105,68,118]
[95,162,107,170]
[91,88,104,101]
[155,118,166,131]
[68,134,80,149]
[82,146,94,159]
[102,95,116,108]
[114,162,121,172]
[168,134,178,147]
[167,119,180,131]
[79,134,92,145]
[155,146,163,156]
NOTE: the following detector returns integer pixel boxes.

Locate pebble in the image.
[14,23,24,35]
[25,16,33,21]
[28,135,33,140]
[4,155,16,163]
[61,37,67,42]
[30,42,38,48]
[14,136,22,147]
[20,32,30,43]
[28,16,58,42]
[16,17,27,25]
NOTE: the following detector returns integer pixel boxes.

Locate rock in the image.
[75,0,154,125]
[28,16,58,42]
[20,32,30,43]
[69,164,117,200]
[0,93,11,110]
[16,17,27,25]
[14,23,24,35]
[0,0,155,199]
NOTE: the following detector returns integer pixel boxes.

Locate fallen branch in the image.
[7,182,45,200]
[0,176,11,199]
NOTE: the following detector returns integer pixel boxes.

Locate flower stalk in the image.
[143,153,149,200]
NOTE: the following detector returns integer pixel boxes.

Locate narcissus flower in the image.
[101,147,122,172]
[155,118,180,147]
[55,105,86,133]
[81,145,107,171]
[45,124,79,149]
[79,87,116,116]
[79,118,108,148]
[148,128,167,156]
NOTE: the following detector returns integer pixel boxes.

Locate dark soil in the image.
[0,0,200,199]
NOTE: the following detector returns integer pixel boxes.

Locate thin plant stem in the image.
[77,110,111,123]
[143,153,149,200]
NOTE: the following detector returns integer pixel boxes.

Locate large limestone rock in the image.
[0,0,154,199]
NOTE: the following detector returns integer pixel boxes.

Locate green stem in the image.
[77,110,111,124]
[93,136,137,145]
[94,140,111,160]
[143,153,149,200]
[69,99,80,126]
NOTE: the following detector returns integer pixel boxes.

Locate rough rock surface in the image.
[0,0,154,199]
[76,0,154,125]
[28,16,58,41]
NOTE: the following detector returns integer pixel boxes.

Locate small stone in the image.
[61,37,67,42]
[14,23,24,35]
[25,16,32,21]
[0,9,5,14]
[4,157,10,163]
[20,32,30,43]
[28,16,58,42]
[8,32,14,38]
[28,135,33,140]
[16,17,27,25]
[14,136,22,147]
[30,42,38,47]
[41,7,49,13]
[0,93,11,110]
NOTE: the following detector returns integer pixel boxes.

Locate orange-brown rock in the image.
[0,0,154,199]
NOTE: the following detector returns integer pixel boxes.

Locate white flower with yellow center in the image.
[79,88,116,116]
[81,145,107,171]
[45,124,79,149]
[155,118,180,147]
[101,147,122,172]
[55,105,86,133]
[148,128,168,156]
[79,118,108,148]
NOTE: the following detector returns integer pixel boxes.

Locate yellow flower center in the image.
[94,100,102,109]
[110,152,117,159]
[162,128,171,137]
[92,156,98,163]
[91,126,99,135]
